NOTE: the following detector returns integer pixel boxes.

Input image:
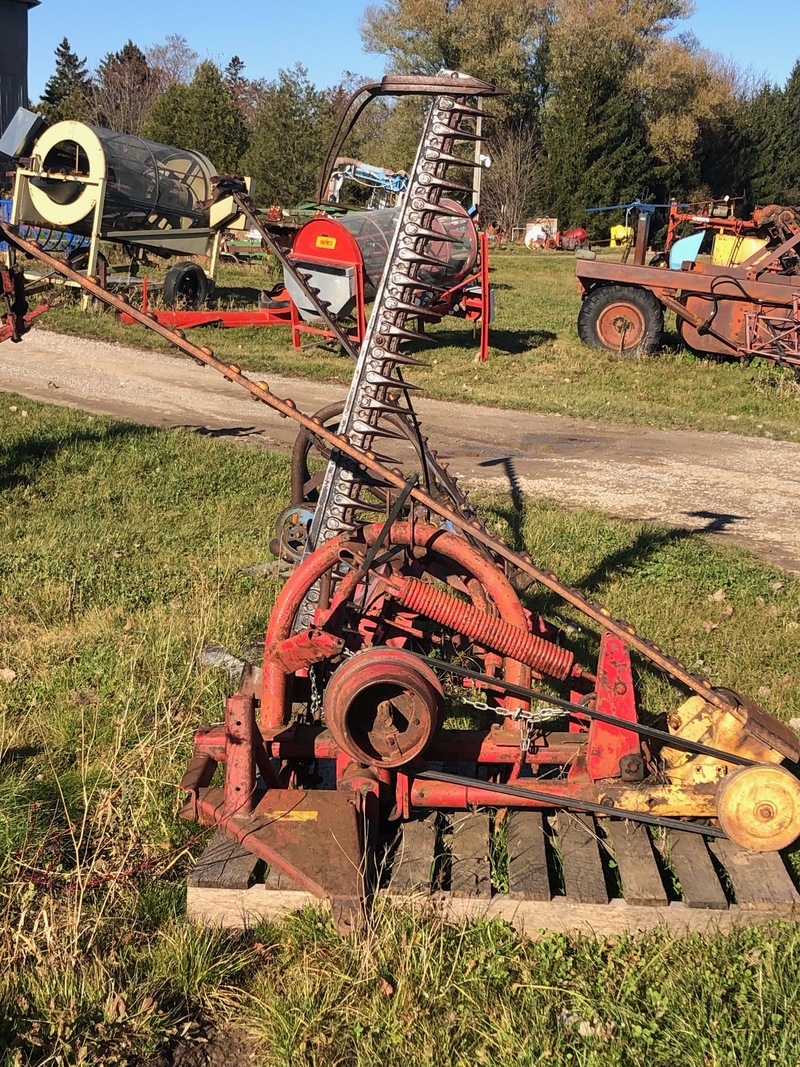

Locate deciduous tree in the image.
[88,41,159,135]
[146,34,199,91]
[360,0,551,124]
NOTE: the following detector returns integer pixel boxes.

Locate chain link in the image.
[461,698,566,752]
[309,664,324,719]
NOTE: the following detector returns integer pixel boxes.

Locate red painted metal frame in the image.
[1,267,50,343]
[182,515,654,884]
[259,521,534,733]
[425,230,492,362]
[287,216,368,349]
[585,630,640,780]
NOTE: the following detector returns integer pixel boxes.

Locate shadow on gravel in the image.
[182,425,263,440]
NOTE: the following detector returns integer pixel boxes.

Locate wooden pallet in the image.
[186,812,800,935]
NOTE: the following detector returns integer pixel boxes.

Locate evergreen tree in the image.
[741,84,786,205]
[143,61,248,171]
[240,65,332,205]
[224,56,246,93]
[39,38,91,122]
[771,61,800,203]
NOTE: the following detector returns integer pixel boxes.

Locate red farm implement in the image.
[2,72,800,928]
[576,202,800,369]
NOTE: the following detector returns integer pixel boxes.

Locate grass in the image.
[1,396,800,1065]
[36,248,800,441]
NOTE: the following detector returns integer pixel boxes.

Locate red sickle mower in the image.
[2,72,800,928]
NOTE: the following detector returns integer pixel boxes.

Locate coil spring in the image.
[394,576,576,681]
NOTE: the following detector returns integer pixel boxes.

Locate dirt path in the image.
[4,329,800,573]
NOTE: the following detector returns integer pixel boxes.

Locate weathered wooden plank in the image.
[188,884,798,934]
[415,894,799,938]
[187,830,260,890]
[390,815,437,892]
[187,884,316,927]
[710,839,800,909]
[507,811,551,901]
[665,831,728,910]
[605,820,668,907]
[450,811,492,899]
[553,813,608,905]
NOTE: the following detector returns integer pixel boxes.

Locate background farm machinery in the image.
[2,72,800,927]
[576,199,800,369]
[0,100,492,358]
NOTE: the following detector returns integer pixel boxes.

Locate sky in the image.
[24,0,800,101]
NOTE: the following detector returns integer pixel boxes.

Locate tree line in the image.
[31,2,800,234]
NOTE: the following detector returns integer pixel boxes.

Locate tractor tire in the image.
[577,284,664,356]
[163,261,209,310]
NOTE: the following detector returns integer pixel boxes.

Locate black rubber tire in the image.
[66,248,110,277]
[162,261,209,310]
[577,284,664,356]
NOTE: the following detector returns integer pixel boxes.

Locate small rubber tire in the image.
[163,261,209,310]
[66,248,110,277]
[578,284,664,356]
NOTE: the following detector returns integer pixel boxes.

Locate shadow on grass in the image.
[0,423,152,493]
[480,456,750,678]
[208,285,267,308]
[478,455,526,552]
[576,510,747,594]
[418,327,556,355]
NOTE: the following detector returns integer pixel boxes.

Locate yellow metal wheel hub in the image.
[716,765,800,852]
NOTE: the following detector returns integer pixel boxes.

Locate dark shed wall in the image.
[0,1,38,134]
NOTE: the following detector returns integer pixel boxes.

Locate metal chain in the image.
[309,663,324,719]
[461,698,567,752]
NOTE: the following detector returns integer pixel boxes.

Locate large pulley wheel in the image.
[324,648,445,768]
[578,284,664,355]
[716,765,800,852]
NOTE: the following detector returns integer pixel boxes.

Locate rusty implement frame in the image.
[576,206,800,368]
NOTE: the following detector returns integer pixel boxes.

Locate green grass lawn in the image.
[38,249,800,441]
[2,396,800,1066]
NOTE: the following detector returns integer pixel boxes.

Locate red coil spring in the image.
[394,576,575,681]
